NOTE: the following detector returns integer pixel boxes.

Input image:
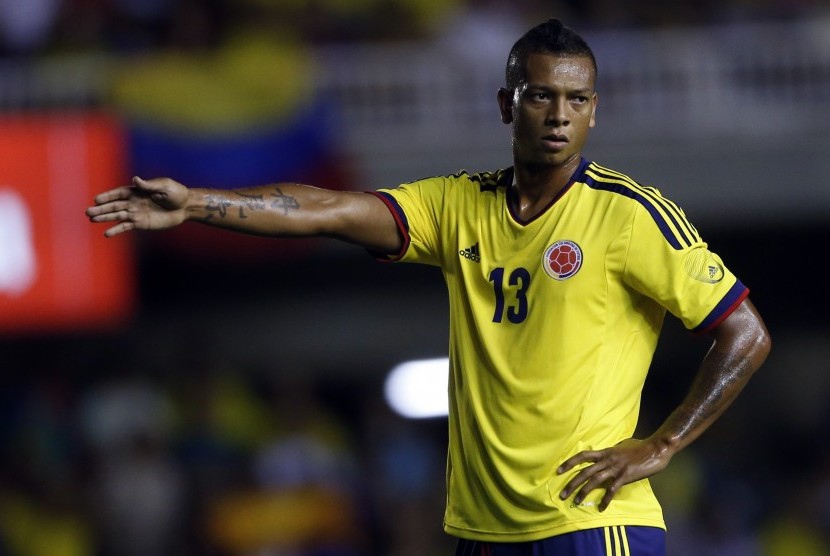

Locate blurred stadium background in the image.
[0,0,829,554]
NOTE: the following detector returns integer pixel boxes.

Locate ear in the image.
[589,91,598,128]
[497,88,513,124]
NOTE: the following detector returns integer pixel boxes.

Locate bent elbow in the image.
[753,326,772,366]
[740,323,771,380]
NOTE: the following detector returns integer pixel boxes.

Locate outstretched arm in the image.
[557,297,771,511]
[86,177,403,254]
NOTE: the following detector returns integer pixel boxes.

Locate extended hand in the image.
[86,177,190,237]
[557,438,674,511]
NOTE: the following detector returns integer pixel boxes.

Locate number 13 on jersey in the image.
[489,267,531,324]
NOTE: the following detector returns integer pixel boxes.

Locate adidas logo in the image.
[459,242,481,263]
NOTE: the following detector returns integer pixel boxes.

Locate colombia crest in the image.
[542,240,583,280]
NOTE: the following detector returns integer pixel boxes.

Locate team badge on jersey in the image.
[542,240,583,280]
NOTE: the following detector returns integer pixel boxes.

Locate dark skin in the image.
[87,51,771,513]
[557,298,769,511]
[497,53,597,221]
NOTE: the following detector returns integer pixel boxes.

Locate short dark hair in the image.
[505,19,597,90]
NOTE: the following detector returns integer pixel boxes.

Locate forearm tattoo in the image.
[270,187,300,214]
[201,187,299,220]
[203,194,232,220]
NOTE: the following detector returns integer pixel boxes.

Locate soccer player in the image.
[87,19,771,556]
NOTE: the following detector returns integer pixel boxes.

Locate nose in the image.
[546,97,570,127]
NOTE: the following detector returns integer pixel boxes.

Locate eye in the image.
[523,90,549,102]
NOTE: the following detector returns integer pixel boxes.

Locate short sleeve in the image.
[370,177,447,266]
[623,202,748,333]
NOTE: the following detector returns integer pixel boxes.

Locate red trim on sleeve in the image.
[694,286,749,335]
[367,191,410,262]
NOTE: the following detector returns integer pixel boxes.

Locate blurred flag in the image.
[109,33,355,261]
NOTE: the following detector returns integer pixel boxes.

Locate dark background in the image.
[1,1,829,555]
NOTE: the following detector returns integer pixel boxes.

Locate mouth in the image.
[541,134,569,150]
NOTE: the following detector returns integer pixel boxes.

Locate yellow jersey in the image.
[372,158,748,541]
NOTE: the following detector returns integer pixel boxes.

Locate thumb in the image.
[132,176,178,201]
[132,176,184,209]
[132,176,158,190]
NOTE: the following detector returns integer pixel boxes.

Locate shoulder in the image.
[401,168,513,193]
[579,161,662,201]
[580,161,700,250]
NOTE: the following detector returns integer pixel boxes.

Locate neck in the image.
[511,156,581,220]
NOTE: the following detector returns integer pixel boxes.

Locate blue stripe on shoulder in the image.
[583,164,699,249]
[583,172,685,250]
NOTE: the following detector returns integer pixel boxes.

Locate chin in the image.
[536,154,574,168]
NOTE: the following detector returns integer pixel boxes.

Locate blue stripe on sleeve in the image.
[368,191,410,262]
[374,191,409,231]
[692,280,749,334]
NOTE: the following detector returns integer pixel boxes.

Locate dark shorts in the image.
[455,526,666,556]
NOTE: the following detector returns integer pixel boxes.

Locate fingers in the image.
[86,200,131,219]
[599,483,622,512]
[91,186,134,207]
[557,450,598,474]
[559,462,602,504]
[88,207,136,237]
[87,178,148,221]
[103,221,136,237]
[557,440,667,512]
[88,210,129,224]
[132,176,163,190]
[87,184,139,236]
[558,450,599,503]
[561,465,620,511]
[88,177,155,208]
[87,176,184,237]
[557,449,622,512]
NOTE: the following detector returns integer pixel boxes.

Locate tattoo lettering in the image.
[236,192,266,219]
[202,192,267,220]
[201,188,298,221]
[203,194,232,220]
[270,187,300,215]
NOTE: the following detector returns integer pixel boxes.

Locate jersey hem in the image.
[444,516,666,542]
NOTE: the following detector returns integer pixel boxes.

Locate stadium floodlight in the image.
[384,357,449,419]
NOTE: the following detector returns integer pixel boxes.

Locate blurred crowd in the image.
[0,335,453,555]
[0,0,826,57]
[1,323,830,555]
